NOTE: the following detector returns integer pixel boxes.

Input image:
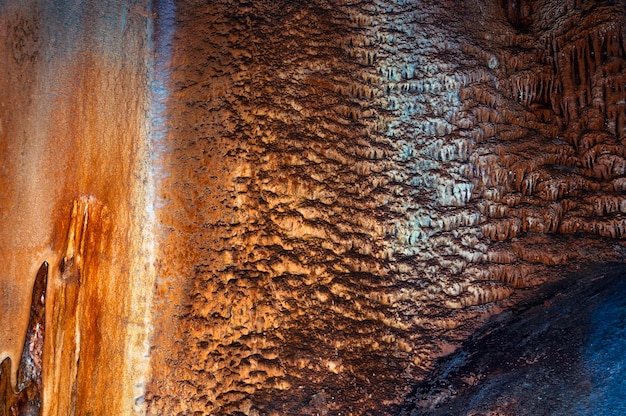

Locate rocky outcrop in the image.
[0,262,46,416]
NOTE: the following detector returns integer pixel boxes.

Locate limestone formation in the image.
[0,0,624,415]
[146,0,626,414]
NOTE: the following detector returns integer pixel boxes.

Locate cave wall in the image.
[146,0,626,414]
[0,0,155,414]
[0,0,624,415]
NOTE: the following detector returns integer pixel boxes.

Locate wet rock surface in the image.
[399,263,626,416]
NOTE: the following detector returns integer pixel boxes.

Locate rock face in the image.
[146,1,626,414]
[398,263,626,416]
[0,0,625,415]
[0,1,155,415]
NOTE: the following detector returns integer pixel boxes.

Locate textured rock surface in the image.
[0,0,624,415]
[146,0,626,415]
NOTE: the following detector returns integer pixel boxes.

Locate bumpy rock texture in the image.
[0,0,625,415]
[146,0,626,415]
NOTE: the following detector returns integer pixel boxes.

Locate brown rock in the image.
[0,0,624,414]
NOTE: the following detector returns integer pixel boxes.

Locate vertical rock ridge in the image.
[1,0,156,414]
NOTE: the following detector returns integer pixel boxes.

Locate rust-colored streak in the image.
[45,199,90,416]
[0,3,51,383]
[1,0,155,415]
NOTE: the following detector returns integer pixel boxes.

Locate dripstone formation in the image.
[146,0,626,414]
[0,0,624,415]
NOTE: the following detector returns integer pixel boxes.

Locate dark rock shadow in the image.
[397,263,626,416]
